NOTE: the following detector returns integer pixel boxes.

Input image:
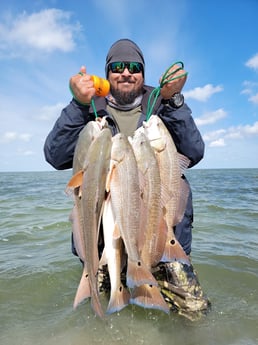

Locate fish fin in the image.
[161,237,190,265]
[174,178,190,225]
[67,170,84,189]
[160,184,173,210]
[69,207,74,223]
[91,290,105,318]
[73,267,91,309]
[130,284,169,314]
[177,153,190,173]
[105,161,116,192]
[126,260,158,288]
[151,216,168,266]
[127,135,133,144]
[106,284,131,314]
[113,223,121,240]
[99,249,107,266]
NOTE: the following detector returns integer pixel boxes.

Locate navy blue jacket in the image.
[44,85,205,255]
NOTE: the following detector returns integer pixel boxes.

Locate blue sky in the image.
[0,0,258,171]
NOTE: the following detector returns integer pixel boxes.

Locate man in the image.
[44,39,209,315]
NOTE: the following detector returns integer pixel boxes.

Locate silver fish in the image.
[130,130,169,313]
[143,115,190,264]
[67,119,107,310]
[68,127,112,317]
[101,195,130,314]
[72,117,109,174]
[106,133,157,288]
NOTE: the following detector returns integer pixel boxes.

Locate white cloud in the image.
[19,133,32,142]
[0,9,82,58]
[203,121,258,148]
[209,138,226,147]
[203,129,226,142]
[242,80,258,88]
[1,132,17,142]
[184,84,223,102]
[245,53,258,70]
[223,122,258,140]
[248,93,258,105]
[0,131,32,143]
[229,121,258,137]
[241,88,252,95]
[18,149,35,156]
[241,81,258,103]
[38,103,66,121]
[195,108,227,126]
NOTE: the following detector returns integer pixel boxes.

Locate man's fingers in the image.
[80,66,86,74]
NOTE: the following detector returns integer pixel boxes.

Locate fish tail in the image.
[130,284,170,314]
[126,260,158,288]
[73,267,91,309]
[106,284,131,314]
[161,238,190,265]
[91,288,105,318]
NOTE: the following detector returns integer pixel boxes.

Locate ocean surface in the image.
[0,168,257,345]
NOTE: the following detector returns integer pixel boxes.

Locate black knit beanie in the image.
[105,38,145,78]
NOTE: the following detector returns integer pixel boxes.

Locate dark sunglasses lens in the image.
[110,62,124,73]
[128,62,142,73]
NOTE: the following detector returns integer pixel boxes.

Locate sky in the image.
[0,0,258,171]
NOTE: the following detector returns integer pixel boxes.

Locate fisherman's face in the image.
[108,62,144,105]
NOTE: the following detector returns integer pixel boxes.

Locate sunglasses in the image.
[109,61,143,74]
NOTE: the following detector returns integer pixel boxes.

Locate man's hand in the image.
[69,66,96,104]
[160,64,187,100]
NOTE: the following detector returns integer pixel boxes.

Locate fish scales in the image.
[143,115,190,264]
[106,133,157,288]
[80,128,112,317]
[67,120,109,309]
[68,120,105,309]
[67,125,112,317]
[69,121,105,261]
[131,129,166,268]
[72,118,109,174]
[130,130,169,313]
[101,195,130,314]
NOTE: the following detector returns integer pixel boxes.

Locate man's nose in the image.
[121,67,131,76]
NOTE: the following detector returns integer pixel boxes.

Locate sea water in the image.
[0,169,257,345]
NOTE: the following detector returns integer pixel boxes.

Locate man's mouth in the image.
[119,78,134,84]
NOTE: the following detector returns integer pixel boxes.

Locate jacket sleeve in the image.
[44,99,91,170]
[158,103,205,168]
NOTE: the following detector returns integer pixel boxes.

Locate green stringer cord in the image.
[146,61,188,121]
[71,62,187,120]
[91,98,98,119]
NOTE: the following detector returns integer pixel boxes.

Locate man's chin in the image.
[110,86,142,105]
